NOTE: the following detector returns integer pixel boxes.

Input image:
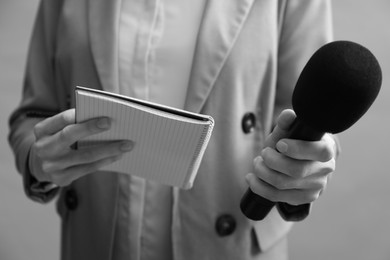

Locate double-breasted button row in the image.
[64,189,237,236]
[215,214,237,237]
[242,112,256,134]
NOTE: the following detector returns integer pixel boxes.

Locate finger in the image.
[252,156,296,190]
[44,140,134,172]
[276,109,297,131]
[253,155,328,190]
[52,154,124,187]
[246,173,322,205]
[264,109,296,148]
[261,147,309,179]
[275,133,336,162]
[261,147,335,179]
[34,109,75,138]
[52,116,112,148]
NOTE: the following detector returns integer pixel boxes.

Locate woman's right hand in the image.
[29,108,134,187]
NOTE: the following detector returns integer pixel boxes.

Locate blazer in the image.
[8,0,333,259]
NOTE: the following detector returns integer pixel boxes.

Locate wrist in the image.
[28,147,58,192]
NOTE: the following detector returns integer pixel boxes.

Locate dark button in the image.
[64,188,78,210]
[241,112,256,134]
[215,214,236,237]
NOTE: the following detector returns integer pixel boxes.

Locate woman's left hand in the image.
[246,109,338,206]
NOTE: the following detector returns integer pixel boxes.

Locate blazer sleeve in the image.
[275,0,335,220]
[8,0,64,203]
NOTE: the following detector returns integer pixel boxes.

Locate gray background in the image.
[1,0,389,259]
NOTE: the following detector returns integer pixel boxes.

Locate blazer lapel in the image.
[184,0,255,113]
[88,0,122,93]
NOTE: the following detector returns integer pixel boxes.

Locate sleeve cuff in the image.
[23,150,59,203]
[276,202,311,222]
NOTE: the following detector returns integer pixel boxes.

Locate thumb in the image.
[264,109,296,148]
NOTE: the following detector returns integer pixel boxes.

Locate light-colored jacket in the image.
[8,0,333,259]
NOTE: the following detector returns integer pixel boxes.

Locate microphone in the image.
[240,41,382,221]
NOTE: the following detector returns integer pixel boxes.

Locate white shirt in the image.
[114,0,206,259]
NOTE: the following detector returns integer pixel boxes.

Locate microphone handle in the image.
[240,117,325,221]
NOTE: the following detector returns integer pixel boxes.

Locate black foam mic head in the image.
[292,41,382,134]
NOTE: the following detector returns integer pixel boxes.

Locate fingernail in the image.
[120,141,134,152]
[276,141,288,153]
[96,118,110,129]
[245,173,253,184]
[253,156,263,165]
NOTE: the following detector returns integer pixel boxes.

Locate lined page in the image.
[76,89,213,189]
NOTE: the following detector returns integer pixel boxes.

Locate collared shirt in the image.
[114,0,206,259]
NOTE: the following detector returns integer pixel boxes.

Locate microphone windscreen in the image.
[292,41,382,134]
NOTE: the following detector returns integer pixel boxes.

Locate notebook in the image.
[75,86,214,189]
